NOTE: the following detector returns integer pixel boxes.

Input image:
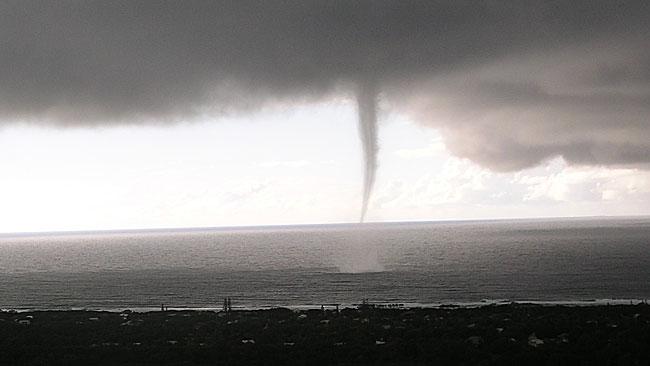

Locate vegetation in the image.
[1,304,650,365]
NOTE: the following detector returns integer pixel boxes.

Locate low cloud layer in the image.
[1,1,649,171]
[396,39,650,171]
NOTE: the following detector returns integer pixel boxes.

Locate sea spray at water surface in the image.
[334,226,385,273]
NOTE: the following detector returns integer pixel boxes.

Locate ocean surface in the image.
[1,218,650,310]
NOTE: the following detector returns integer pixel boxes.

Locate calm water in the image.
[1,218,650,310]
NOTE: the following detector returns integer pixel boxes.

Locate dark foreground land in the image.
[2,304,650,365]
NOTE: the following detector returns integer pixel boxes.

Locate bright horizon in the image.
[3,99,650,234]
[3,216,650,238]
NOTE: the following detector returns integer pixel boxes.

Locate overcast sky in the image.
[1,1,649,232]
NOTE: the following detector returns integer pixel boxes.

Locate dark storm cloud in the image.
[395,39,650,171]
[1,0,649,170]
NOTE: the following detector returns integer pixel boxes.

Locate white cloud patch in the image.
[367,155,650,221]
[219,181,269,204]
[373,158,493,209]
[394,140,446,159]
[516,159,650,202]
[259,160,336,169]
[260,160,311,168]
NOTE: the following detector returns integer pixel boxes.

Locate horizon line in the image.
[1,214,649,238]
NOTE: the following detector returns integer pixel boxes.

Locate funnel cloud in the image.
[356,81,379,222]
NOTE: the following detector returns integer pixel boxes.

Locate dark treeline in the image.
[2,304,650,365]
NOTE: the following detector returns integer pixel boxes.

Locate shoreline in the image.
[3,298,649,313]
[2,302,650,365]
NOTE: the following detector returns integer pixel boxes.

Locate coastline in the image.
[3,298,648,313]
[2,302,650,365]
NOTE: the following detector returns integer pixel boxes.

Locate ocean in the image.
[1,217,650,310]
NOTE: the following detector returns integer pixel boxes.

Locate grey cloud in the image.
[394,39,650,171]
[1,1,649,171]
